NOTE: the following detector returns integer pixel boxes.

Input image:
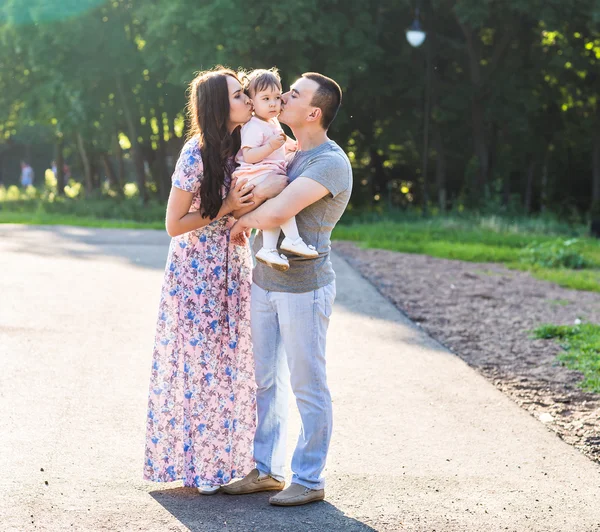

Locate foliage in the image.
[534,323,600,393]
[0,0,599,215]
[333,214,600,291]
[519,239,593,269]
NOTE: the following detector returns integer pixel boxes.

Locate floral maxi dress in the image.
[143,138,256,487]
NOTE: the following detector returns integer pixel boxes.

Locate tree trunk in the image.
[501,136,511,209]
[471,98,489,199]
[457,19,515,203]
[114,133,125,195]
[369,147,387,204]
[540,147,550,213]
[55,137,65,196]
[101,153,117,190]
[116,75,148,203]
[91,156,102,191]
[421,35,432,215]
[457,21,487,200]
[592,122,600,237]
[157,113,171,202]
[76,132,93,195]
[592,128,600,207]
[524,157,535,214]
[433,123,446,212]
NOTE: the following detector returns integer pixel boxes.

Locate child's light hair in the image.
[239,68,282,98]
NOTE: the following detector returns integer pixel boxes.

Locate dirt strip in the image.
[334,241,600,464]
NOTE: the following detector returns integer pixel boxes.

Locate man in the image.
[223,72,352,506]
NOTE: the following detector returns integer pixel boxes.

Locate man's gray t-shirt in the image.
[252,140,353,293]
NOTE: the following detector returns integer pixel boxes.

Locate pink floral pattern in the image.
[144,138,256,487]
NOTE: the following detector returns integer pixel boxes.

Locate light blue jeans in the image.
[251,281,336,490]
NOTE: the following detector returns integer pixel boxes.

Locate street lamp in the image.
[407,5,430,214]
[406,10,426,48]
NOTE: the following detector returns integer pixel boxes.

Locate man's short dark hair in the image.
[302,72,342,130]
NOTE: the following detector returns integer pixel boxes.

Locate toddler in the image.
[233,68,317,271]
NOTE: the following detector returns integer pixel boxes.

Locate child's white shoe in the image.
[255,248,290,271]
[280,237,318,258]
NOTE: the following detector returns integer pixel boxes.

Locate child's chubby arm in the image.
[243,132,286,164]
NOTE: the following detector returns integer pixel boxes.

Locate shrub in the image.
[519,239,592,269]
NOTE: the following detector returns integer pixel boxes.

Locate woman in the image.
[143,67,285,494]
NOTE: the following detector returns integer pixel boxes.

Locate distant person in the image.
[51,161,71,181]
[20,161,34,187]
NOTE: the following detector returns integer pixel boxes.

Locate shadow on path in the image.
[150,487,376,532]
[0,224,171,270]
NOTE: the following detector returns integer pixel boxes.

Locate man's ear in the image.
[306,107,322,123]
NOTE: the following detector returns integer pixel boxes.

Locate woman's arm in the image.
[165,188,230,237]
[231,173,288,219]
[166,178,255,237]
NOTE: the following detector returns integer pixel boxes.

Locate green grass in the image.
[0,187,166,229]
[547,298,572,307]
[0,211,164,229]
[534,323,600,393]
[333,219,600,292]
[519,266,600,292]
[2,190,600,293]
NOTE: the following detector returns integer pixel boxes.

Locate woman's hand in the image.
[223,177,255,214]
[231,174,288,219]
[254,173,288,202]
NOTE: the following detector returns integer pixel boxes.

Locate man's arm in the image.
[230,177,329,243]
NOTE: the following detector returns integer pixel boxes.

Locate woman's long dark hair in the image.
[186,67,242,218]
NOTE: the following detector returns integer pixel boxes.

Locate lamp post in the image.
[407,5,430,214]
[406,9,426,48]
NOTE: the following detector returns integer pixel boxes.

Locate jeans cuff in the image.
[291,475,325,491]
[257,467,285,483]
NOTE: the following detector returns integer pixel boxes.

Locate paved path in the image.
[1,224,599,531]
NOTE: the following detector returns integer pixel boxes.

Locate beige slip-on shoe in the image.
[220,468,285,495]
[268,483,325,506]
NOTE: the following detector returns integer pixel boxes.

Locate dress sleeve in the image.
[240,120,265,150]
[172,138,203,194]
